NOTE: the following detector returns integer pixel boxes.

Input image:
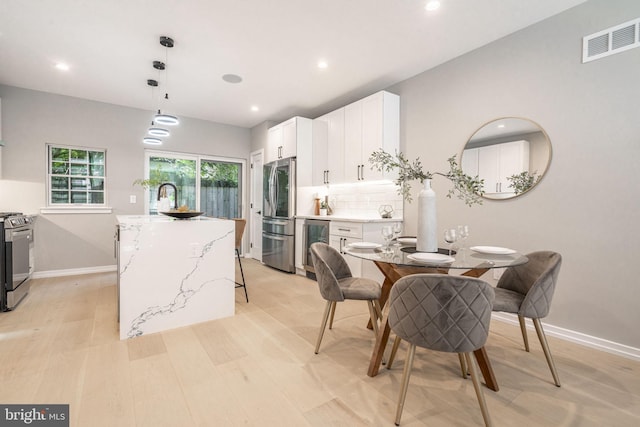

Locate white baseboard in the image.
[32,264,117,279]
[492,313,640,362]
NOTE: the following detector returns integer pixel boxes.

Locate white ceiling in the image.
[0,0,586,129]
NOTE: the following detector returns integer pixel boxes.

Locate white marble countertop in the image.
[116,214,224,224]
[295,214,402,223]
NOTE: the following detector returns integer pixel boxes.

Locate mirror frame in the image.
[461,117,552,200]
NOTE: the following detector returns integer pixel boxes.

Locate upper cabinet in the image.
[345,91,399,182]
[311,91,399,185]
[471,140,530,197]
[266,117,312,164]
[313,108,345,185]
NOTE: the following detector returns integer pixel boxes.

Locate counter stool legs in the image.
[235,248,249,303]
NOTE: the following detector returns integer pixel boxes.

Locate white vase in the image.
[416,179,437,252]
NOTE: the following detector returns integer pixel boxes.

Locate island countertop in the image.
[116,215,235,339]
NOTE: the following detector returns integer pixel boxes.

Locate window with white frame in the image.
[47,144,106,205]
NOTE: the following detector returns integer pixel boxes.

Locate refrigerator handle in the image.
[269,164,277,216]
[273,164,279,211]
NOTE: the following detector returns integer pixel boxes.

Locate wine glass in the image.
[443,228,458,256]
[392,222,403,245]
[381,226,394,252]
[457,225,469,249]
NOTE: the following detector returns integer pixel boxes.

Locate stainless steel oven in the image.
[1,213,35,311]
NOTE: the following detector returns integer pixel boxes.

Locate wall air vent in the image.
[583,17,640,63]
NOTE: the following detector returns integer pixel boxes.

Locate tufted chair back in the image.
[497,251,562,319]
[389,274,494,354]
[310,242,352,302]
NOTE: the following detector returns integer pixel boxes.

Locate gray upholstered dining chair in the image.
[493,250,562,386]
[309,242,382,354]
[388,274,494,427]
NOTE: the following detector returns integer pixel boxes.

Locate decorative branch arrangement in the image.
[507,170,540,195]
[369,149,485,206]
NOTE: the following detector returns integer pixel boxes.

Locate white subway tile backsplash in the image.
[299,181,403,219]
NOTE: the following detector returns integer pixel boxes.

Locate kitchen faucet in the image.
[157,183,178,209]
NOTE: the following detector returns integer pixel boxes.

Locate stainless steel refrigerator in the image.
[262,158,296,273]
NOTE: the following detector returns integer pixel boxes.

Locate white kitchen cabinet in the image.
[266,117,312,164]
[329,220,389,283]
[477,140,529,196]
[344,91,400,182]
[311,119,329,186]
[461,147,479,177]
[313,109,345,185]
[310,91,399,185]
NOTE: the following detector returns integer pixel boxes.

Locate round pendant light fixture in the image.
[148,127,170,137]
[143,136,163,145]
[154,110,179,125]
[141,35,179,145]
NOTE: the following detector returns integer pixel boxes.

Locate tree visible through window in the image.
[144,152,243,218]
[48,145,106,205]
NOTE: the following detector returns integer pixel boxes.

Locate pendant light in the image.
[146,77,171,139]
[143,137,163,145]
[153,36,179,126]
[148,127,170,137]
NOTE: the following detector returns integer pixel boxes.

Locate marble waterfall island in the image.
[116,215,235,340]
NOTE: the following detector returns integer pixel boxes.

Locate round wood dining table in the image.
[344,243,528,392]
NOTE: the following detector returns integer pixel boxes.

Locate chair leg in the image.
[458,353,468,379]
[387,335,402,370]
[328,301,337,330]
[315,301,333,354]
[518,315,529,352]
[394,343,416,426]
[235,249,249,303]
[374,300,383,320]
[533,318,561,387]
[464,352,493,427]
[367,300,380,337]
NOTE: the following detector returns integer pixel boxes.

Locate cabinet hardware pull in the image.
[360,164,365,180]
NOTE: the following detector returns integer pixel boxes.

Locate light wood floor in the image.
[1,259,638,426]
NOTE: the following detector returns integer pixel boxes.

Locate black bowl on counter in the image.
[160,211,205,219]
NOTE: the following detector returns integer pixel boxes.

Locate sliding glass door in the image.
[200,159,242,218]
[144,150,244,218]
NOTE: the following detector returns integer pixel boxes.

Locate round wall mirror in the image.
[461,117,552,200]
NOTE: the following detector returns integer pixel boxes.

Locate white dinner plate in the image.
[348,242,382,249]
[470,246,517,255]
[397,236,417,245]
[407,253,455,264]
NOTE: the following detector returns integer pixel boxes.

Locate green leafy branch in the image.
[507,170,540,195]
[369,149,484,206]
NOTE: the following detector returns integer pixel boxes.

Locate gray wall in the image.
[388,0,640,348]
[0,85,251,272]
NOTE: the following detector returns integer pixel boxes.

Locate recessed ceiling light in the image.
[497,124,506,129]
[222,74,243,84]
[251,106,259,112]
[318,60,328,69]
[425,1,441,11]
[55,62,70,71]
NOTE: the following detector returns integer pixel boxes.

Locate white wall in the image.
[387,0,640,348]
[0,85,251,272]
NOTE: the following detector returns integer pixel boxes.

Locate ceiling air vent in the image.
[583,17,640,63]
